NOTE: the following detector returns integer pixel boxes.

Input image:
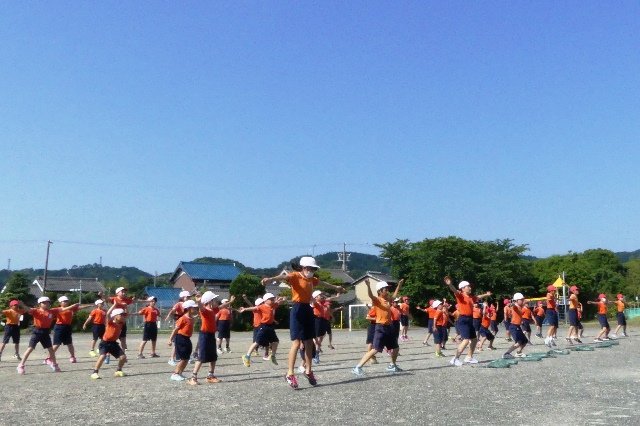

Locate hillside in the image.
[615,249,640,263]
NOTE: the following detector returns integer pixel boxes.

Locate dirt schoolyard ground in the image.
[1,324,638,425]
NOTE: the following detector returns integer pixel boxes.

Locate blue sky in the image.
[1,2,638,274]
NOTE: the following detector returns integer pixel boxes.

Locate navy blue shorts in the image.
[503,319,511,329]
[252,327,259,343]
[400,315,409,327]
[473,318,481,332]
[290,303,315,341]
[457,315,477,340]
[99,340,124,358]
[433,326,445,345]
[120,322,127,338]
[479,326,494,341]
[92,324,105,341]
[392,320,400,338]
[373,324,399,352]
[426,318,434,333]
[534,315,544,327]
[256,324,279,347]
[617,312,626,326]
[29,328,52,349]
[174,334,192,361]
[3,324,20,344]
[509,324,529,345]
[521,319,532,333]
[568,309,579,327]
[597,314,610,329]
[366,322,375,344]
[545,310,559,328]
[142,322,158,341]
[53,324,73,346]
[490,320,498,333]
[217,320,231,339]
[197,332,218,363]
[314,317,330,337]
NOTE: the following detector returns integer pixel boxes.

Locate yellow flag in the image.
[553,275,564,288]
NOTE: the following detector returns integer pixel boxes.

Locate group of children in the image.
[1,259,632,387]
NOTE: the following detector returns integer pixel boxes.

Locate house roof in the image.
[31,276,106,297]
[170,262,242,283]
[144,287,182,309]
[323,268,354,284]
[351,271,397,285]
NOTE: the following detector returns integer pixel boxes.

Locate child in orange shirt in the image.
[187,291,225,385]
[352,278,404,375]
[431,300,448,357]
[1,300,26,362]
[168,300,198,381]
[240,292,284,368]
[17,297,81,375]
[164,290,191,366]
[50,296,93,364]
[544,285,559,348]
[137,297,161,358]
[476,301,496,351]
[503,299,512,342]
[216,299,233,355]
[419,300,435,346]
[90,305,128,379]
[364,305,378,364]
[83,299,107,357]
[502,293,529,359]
[533,301,545,338]
[588,294,614,342]
[612,294,627,338]
[399,296,411,341]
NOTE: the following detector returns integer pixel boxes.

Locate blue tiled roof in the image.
[145,287,181,309]
[175,262,242,281]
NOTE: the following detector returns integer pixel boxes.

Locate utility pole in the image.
[43,240,52,292]
[7,258,10,271]
[337,242,351,272]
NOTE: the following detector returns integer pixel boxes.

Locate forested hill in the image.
[615,249,640,263]
[0,264,151,285]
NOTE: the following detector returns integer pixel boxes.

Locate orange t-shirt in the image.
[390,306,401,321]
[490,307,497,321]
[399,303,410,316]
[102,318,124,342]
[110,296,133,315]
[2,308,24,325]
[597,301,607,315]
[285,272,319,303]
[172,302,185,319]
[616,300,625,313]
[367,307,376,324]
[371,296,391,325]
[455,292,477,316]
[89,308,106,325]
[481,310,491,328]
[434,310,448,327]
[426,307,437,319]
[139,306,159,322]
[534,306,545,317]
[175,314,194,337]
[199,306,218,333]
[257,303,277,325]
[504,305,512,319]
[217,307,232,321]
[522,306,532,320]
[472,306,482,319]
[29,307,61,329]
[569,294,578,310]
[252,309,262,328]
[313,301,326,318]
[322,301,333,320]
[56,305,79,326]
[510,305,523,326]
[546,292,557,310]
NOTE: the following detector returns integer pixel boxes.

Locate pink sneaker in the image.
[51,363,61,372]
[17,365,25,375]
[69,356,77,363]
[43,357,52,365]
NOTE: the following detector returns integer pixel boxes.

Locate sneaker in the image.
[422,341,430,346]
[610,334,617,338]
[388,364,403,373]
[602,337,611,341]
[304,371,318,386]
[224,347,231,353]
[544,337,552,348]
[137,354,146,359]
[551,339,557,347]
[90,373,101,380]
[535,333,543,338]
[262,355,270,361]
[167,359,177,366]
[386,363,395,371]
[593,338,602,342]
[51,364,61,372]
[150,353,161,358]
[170,373,185,381]
[89,350,97,358]
[449,357,463,367]
[623,332,628,337]
[206,375,221,383]
[312,354,320,365]
[14,353,21,361]
[297,365,306,374]
[17,365,25,375]
[69,356,77,363]
[105,355,110,364]
[43,357,52,366]
[464,357,478,364]
[575,338,583,344]
[435,351,444,357]
[285,374,299,389]
[502,353,515,359]
[187,377,199,386]
[270,354,278,366]
[242,354,251,367]
[114,370,125,377]
[514,352,527,358]
[352,366,365,376]
[370,355,378,364]
[216,348,223,356]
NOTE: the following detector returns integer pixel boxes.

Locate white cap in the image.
[179,290,191,298]
[513,292,524,301]
[263,292,276,300]
[200,291,218,304]
[111,308,125,318]
[115,287,126,294]
[147,296,156,302]
[431,300,442,308]
[221,299,229,304]
[458,281,470,290]
[254,297,264,306]
[182,300,197,309]
[375,281,389,292]
[38,296,51,304]
[312,290,322,298]
[94,299,104,305]
[58,296,69,303]
[394,297,400,302]
[299,256,319,269]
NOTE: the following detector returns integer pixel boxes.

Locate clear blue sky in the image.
[1,2,638,274]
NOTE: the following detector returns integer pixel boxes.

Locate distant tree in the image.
[624,259,640,299]
[0,272,35,308]
[229,274,263,307]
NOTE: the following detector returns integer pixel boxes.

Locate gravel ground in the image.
[1,324,637,425]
